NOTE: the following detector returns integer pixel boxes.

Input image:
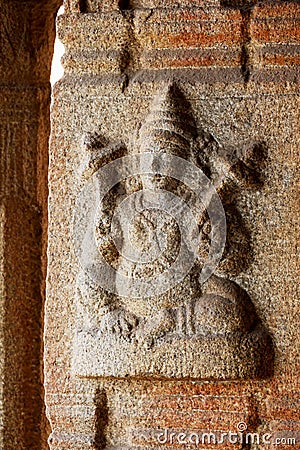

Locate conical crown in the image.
[138,83,198,158]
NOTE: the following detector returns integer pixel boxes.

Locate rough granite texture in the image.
[0,0,298,448]
[0,0,60,448]
[44,1,300,449]
[71,83,273,380]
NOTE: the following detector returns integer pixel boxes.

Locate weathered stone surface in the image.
[45,0,299,448]
[71,83,273,379]
[0,0,60,448]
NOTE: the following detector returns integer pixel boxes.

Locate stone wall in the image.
[0,1,60,448]
[45,0,299,449]
[0,0,299,449]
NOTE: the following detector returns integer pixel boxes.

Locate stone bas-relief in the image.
[73,83,273,379]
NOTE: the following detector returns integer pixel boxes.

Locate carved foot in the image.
[99,308,138,342]
[135,309,176,348]
[194,275,257,335]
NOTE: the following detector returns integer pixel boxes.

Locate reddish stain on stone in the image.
[262,54,300,66]
[251,21,300,44]
[253,3,300,20]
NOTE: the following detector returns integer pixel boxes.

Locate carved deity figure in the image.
[73,83,273,379]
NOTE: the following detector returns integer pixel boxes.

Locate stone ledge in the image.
[73,322,273,379]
